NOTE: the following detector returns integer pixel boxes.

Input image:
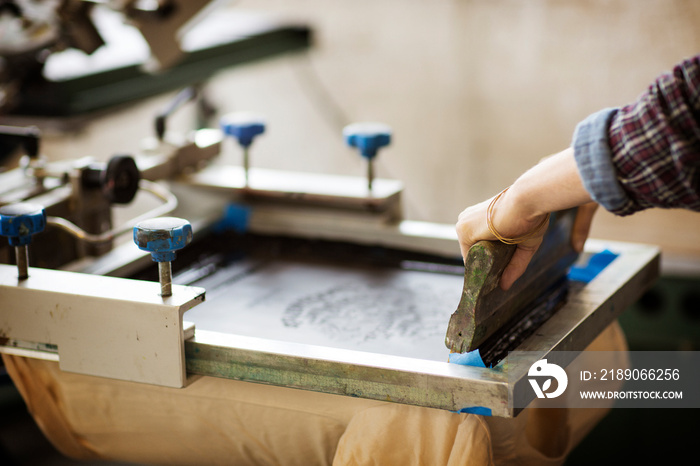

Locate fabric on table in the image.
[2,321,627,466]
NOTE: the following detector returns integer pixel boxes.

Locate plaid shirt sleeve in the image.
[572,55,700,216]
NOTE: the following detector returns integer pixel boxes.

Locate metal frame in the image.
[184,239,659,417]
[0,231,658,414]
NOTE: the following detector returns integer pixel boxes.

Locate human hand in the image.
[456,148,595,290]
[456,195,599,290]
[456,187,550,291]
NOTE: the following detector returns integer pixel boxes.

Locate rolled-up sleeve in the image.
[572,55,700,216]
[572,108,630,213]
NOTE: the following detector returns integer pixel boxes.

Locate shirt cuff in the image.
[572,108,630,213]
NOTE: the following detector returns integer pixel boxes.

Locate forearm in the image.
[498,147,593,222]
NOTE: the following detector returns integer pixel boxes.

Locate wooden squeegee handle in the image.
[445,241,516,354]
[445,209,579,354]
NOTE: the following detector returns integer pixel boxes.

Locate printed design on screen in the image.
[282,282,449,343]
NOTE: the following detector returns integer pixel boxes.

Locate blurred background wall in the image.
[44,0,700,263]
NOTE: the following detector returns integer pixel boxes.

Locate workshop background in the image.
[2,0,700,464]
[41,0,700,261]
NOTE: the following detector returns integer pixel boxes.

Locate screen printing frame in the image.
[182,238,658,418]
[0,230,658,417]
[0,162,660,416]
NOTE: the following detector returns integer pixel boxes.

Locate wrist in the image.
[502,179,547,224]
[487,186,550,245]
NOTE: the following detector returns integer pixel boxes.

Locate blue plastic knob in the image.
[0,203,46,246]
[220,112,266,148]
[343,122,392,159]
[133,217,193,262]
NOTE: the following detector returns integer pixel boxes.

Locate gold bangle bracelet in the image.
[486,186,551,245]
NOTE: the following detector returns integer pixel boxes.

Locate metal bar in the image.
[367,159,374,194]
[159,261,173,297]
[6,24,311,117]
[182,164,403,211]
[15,245,28,280]
[185,330,511,416]
[243,147,250,187]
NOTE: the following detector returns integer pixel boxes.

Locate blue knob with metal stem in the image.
[0,203,46,279]
[343,122,392,192]
[133,217,192,297]
[220,112,266,186]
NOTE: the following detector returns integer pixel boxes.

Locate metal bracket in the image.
[0,264,204,387]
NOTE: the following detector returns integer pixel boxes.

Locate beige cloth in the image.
[3,321,628,466]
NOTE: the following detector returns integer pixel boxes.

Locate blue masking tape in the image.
[448,349,488,368]
[448,349,493,416]
[213,204,252,233]
[568,249,618,283]
[457,406,493,416]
